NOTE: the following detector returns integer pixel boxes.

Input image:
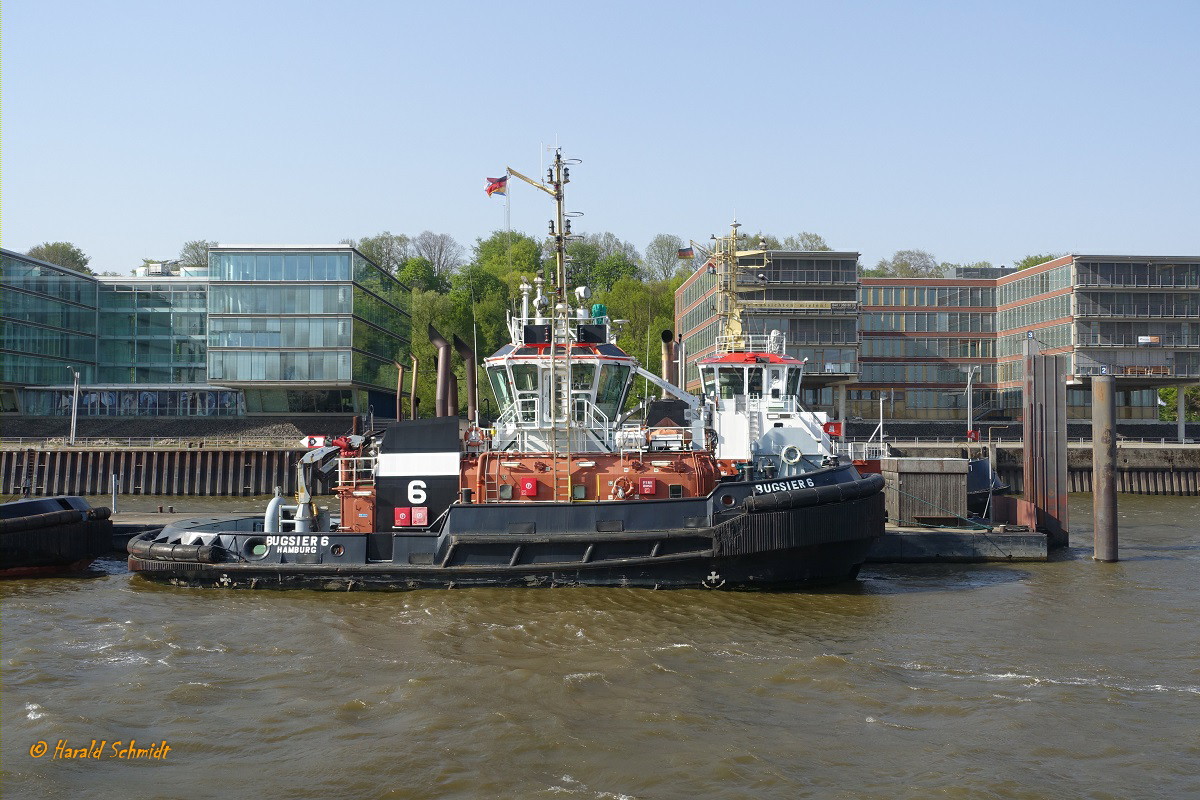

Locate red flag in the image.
[966,429,980,442]
[822,421,843,437]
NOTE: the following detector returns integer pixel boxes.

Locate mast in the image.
[506,150,578,476]
[711,220,771,353]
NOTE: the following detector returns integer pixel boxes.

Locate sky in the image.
[4,1,1199,273]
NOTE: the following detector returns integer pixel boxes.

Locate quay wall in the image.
[890,443,1200,496]
[0,447,332,497]
[5,441,1200,498]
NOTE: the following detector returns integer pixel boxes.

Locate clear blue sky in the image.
[5,1,1199,272]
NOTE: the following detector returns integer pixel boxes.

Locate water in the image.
[3,495,1198,799]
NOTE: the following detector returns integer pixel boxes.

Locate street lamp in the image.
[66,366,80,446]
[961,364,980,438]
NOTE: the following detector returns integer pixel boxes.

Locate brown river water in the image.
[3,494,1198,799]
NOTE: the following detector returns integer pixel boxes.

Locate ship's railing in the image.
[508,313,613,345]
[715,333,786,356]
[835,441,891,461]
[337,456,375,489]
[570,397,612,432]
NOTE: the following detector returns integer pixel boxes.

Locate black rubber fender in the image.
[127,531,225,563]
[740,473,884,513]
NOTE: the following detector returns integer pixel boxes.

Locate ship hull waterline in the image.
[127,473,885,592]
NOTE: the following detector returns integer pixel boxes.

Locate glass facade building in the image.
[0,249,99,413]
[1,245,411,417]
[206,246,410,414]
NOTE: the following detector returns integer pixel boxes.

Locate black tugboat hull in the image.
[128,538,877,591]
[128,473,885,591]
[0,497,113,578]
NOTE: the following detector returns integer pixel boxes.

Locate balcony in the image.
[1075,364,1200,378]
[1076,334,1200,348]
[786,333,860,346]
[738,299,859,315]
[735,269,857,286]
[1075,275,1200,290]
[1074,304,1200,319]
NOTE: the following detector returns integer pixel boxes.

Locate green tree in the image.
[939,259,994,275]
[644,233,685,280]
[1013,253,1064,270]
[27,242,91,274]
[473,230,543,294]
[741,232,782,250]
[565,238,602,287]
[349,232,411,274]
[782,232,832,251]
[593,252,640,292]
[1158,386,1200,422]
[179,240,217,272]
[864,249,944,277]
[396,257,449,293]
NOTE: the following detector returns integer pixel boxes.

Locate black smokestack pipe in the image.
[448,363,460,418]
[660,329,676,388]
[428,324,451,417]
[452,334,478,425]
[409,354,419,419]
[393,362,405,421]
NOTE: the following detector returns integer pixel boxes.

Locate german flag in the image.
[677,247,694,259]
[485,176,508,197]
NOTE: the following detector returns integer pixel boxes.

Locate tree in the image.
[1014,253,1065,270]
[782,232,832,251]
[179,240,217,272]
[593,252,641,292]
[349,232,411,274]
[396,257,447,293]
[472,230,543,295]
[1158,386,1200,422]
[864,249,945,278]
[26,242,91,274]
[741,232,782,250]
[413,231,465,276]
[644,233,685,280]
[939,260,995,276]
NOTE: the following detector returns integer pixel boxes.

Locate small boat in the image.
[128,153,884,591]
[1,496,113,578]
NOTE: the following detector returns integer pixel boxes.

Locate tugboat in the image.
[1,496,113,578]
[128,152,884,591]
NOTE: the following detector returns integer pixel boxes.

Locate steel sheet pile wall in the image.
[0,448,323,497]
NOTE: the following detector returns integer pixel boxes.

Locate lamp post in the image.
[66,366,80,446]
[961,364,980,437]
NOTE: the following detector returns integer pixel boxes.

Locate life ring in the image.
[614,477,634,499]
[781,445,802,465]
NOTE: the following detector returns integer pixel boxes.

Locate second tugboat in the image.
[129,152,884,590]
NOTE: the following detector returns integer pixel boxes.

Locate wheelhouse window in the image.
[487,366,514,416]
[718,367,744,399]
[595,363,630,420]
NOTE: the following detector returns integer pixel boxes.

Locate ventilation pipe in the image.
[393,362,405,421]
[429,324,451,417]
[447,363,460,418]
[409,354,419,419]
[453,334,478,425]
[660,330,676,392]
